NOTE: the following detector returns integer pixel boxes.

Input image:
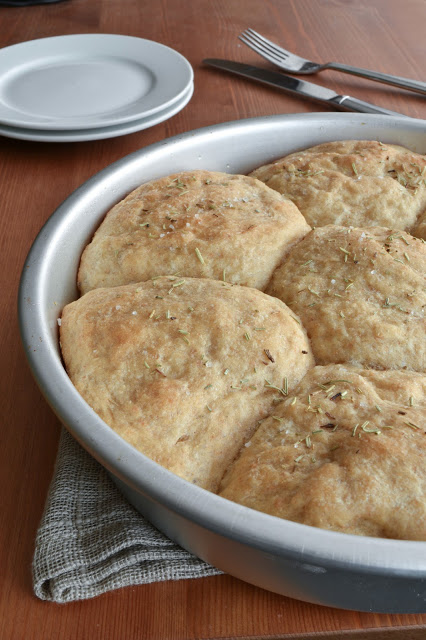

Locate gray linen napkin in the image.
[33,428,222,603]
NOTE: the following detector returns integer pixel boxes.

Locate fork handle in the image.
[325,62,426,95]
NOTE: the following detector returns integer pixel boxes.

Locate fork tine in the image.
[243,29,290,61]
[239,30,288,66]
[246,29,290,58]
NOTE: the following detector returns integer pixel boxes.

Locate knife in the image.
[203,58,407,117]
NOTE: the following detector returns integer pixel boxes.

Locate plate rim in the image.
[0,81,193,142]
[0,34,194,130]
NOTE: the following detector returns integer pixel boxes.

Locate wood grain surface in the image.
[0,1,425,638]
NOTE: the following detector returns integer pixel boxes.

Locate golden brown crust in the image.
[266,225,426,372]
[219,364,426,540]
[249,140,426,232]
[60,277,314,492]
[78,170,310,295]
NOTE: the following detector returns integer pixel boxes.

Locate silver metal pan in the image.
[18,113,426,613]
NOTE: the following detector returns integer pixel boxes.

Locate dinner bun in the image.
[219,364,426,540]
[249,140,426,233]
[60,277,314,492]
[78,170,310,295]
[266,225,426,372]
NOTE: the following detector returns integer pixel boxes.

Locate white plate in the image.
[0,34,193,130]
[0,82,193,142]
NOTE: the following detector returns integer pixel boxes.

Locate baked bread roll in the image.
[78,170,310,295]
[60,277,314,492]
[266,225,426,372]
[219,364,426,540]
[249,140,426,233]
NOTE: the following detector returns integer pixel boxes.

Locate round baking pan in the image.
[18,113,426,613]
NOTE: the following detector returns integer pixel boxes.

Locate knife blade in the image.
[203,58,407,117]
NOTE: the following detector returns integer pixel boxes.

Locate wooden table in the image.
[1,1,425,638]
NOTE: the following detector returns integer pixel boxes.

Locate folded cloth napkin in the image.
[33,428,222,603]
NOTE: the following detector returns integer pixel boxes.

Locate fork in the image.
[239,29,426,96]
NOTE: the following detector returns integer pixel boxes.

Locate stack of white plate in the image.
[0,34,194,142]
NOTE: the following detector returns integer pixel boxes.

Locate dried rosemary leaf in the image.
[195,247,205,264]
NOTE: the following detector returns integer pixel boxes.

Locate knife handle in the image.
[330,95,408,117]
